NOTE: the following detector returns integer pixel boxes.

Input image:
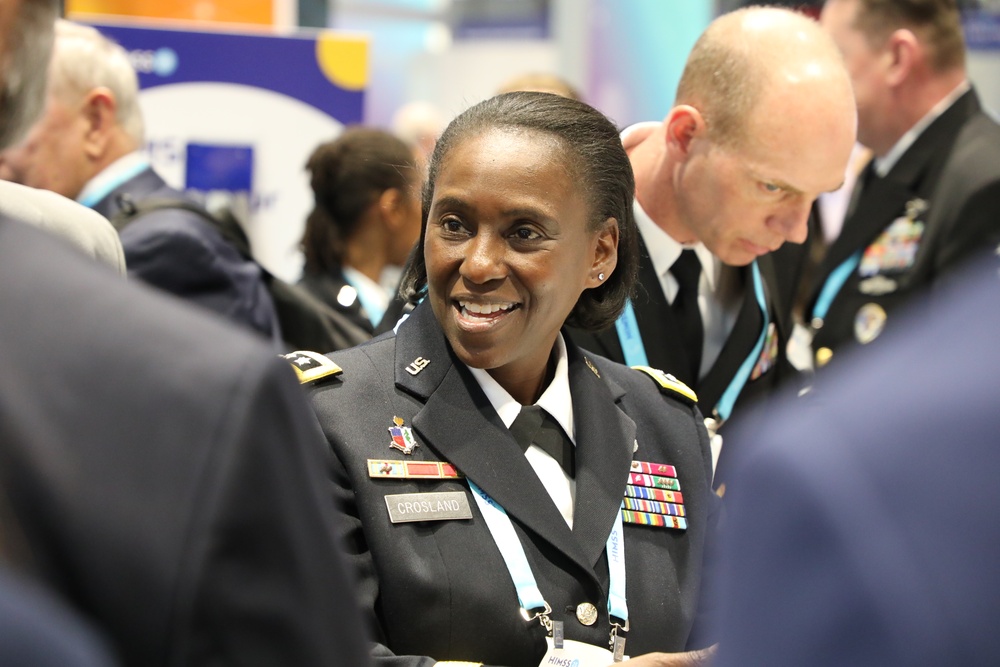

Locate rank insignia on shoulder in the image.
[630,365,697,405]
[281,350,343,385]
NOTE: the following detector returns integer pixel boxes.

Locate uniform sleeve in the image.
[179,355,372,667]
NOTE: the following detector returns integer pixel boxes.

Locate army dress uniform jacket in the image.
[567,234,798,487]
[808,88,1000,359]
[309,302,721,667]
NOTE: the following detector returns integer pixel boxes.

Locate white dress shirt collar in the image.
[633,199,718,294]
[77,151,150,208]
[467,333,575,444]
[467,334,577,527]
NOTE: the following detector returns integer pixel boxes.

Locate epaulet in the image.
[281,350,343,385]
[630,365,698,405]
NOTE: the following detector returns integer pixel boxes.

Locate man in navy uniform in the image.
[567,7,858,488]
[807,0,1000,367]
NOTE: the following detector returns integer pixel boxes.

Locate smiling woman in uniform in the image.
[307,92,720,667]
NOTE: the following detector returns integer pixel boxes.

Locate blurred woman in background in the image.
[299,127,422,335]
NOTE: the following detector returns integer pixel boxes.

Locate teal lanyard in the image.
[614,300,649,367]
[715,262,768,422]
[467,480,629,629]
[811,251,862,323]
[614,260,768,422]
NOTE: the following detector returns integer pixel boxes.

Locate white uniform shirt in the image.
[633,199,740,379]
[467,334,576,528]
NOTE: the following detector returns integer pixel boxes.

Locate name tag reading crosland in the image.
[385,492,473,523]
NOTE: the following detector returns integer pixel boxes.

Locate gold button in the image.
[576,602,598,626]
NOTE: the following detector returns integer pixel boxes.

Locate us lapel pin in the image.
[406,357,430,375]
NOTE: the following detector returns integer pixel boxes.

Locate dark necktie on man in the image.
[671,249,704,384]
[509,405,574,478]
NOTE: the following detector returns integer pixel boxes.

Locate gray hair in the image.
[49,20,145,144]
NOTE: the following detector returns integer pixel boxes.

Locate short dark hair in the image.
[854,0,965,71]
[400,91,638,332]
[301,127,418,274]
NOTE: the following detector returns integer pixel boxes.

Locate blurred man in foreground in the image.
[716,251,1000,666]
[0,2,369,665]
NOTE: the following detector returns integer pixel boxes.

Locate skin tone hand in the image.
[612,644,717,667]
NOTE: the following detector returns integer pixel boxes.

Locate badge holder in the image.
[520,601,553,635]
[610,618,629,662]
[540,636,617,667]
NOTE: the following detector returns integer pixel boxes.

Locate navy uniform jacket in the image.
[0,218,370,667]
[715,255,1000,666]
[567,235,798,487]
[309,302,721,666]
[94,166,280,340]
[808,88,1000,360]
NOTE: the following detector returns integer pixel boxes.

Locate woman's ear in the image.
[381,187,415,230]
[587,217,619,288]
[379,187,401,214]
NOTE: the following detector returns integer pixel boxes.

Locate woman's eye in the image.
[441,217,464,233]
[512,226,541,241]
[761,182,781,194]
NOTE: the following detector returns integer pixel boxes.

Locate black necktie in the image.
[509,405,575,478]
[670,249,703,383]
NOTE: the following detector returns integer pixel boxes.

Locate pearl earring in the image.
[598,272,605,281]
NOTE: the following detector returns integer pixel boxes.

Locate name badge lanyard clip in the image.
[468,479,630,658]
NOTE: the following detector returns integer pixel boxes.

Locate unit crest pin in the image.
[388,416,419,455]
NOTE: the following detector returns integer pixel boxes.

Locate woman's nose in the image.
[459,233,507,284]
